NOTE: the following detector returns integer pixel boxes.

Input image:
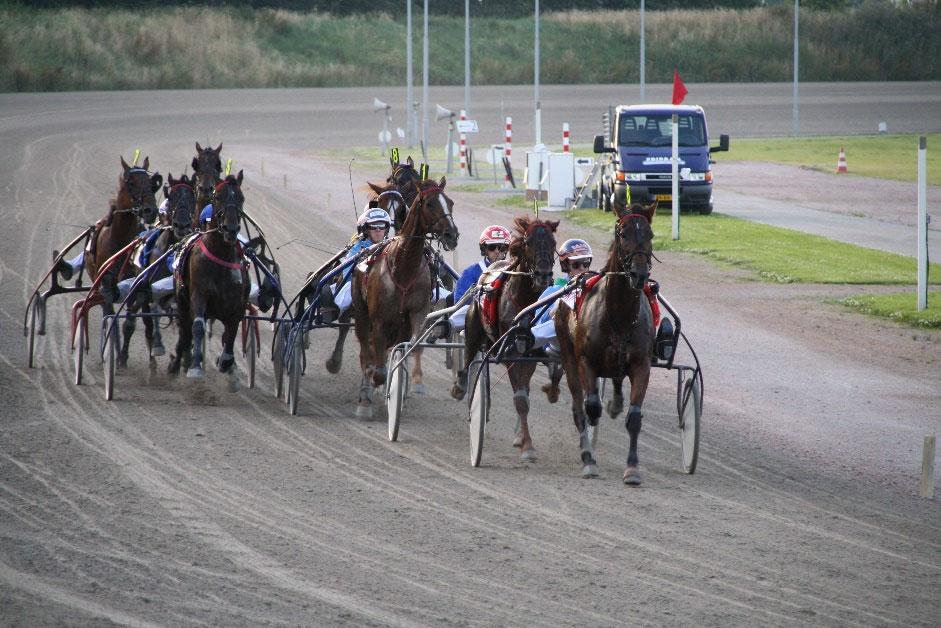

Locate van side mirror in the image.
[709,134,730,153]
[593,135,616,154]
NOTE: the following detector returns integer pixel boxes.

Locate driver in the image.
[448,225,512,331]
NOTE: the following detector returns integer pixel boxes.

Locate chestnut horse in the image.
[192,142,223,224]
[451,216,558,462]
[351,177,459,417]
[85,157,162,365]
[554,202,656,483]
[169,172,248,384]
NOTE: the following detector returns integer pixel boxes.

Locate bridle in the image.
[211,179,243,240]
[166,182,196,236]
[615,212,653,289]
[194,151,222,201]
[115,168,159,221]
[411,185,458,248]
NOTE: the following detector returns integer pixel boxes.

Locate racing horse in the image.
[323,180,410,375]
[169,172,248,383]
[191,142,223,224]
[554,202,657,483]
[450,216,559,462]
[351,177,459,417]
[383,155,421,230]
[85,157,162,366]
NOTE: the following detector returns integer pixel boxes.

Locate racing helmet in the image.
[558,238,593,273]
[478,224,511,255]
[357,207,391,234]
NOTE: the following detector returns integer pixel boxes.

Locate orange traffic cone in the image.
[836,147,848,173]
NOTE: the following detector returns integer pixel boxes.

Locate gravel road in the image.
[1,87,939,627]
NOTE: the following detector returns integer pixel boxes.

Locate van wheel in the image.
[700,203,713,215]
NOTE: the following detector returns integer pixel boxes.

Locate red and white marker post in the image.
[459,109,467,176]
[504,116,513,187]
[562,123,570,153]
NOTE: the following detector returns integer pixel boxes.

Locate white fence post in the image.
[917,136,928,311]
[504,117,513,188]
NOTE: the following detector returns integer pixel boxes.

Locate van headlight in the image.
[685,172,707,182]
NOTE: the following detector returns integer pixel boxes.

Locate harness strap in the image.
[198,238,243,270]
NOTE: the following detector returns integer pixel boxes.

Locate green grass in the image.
[836,293,941,329]
[566,208,941,285]
[723,134,941,185]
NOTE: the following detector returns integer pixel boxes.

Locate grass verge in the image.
[835,293,941,329]
[565,208,941,285]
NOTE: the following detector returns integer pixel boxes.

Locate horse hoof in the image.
[227,370,240,392]
[186,367,205,380]
[355,404,373,419]
[582,464,599,479]
[325,357,341,374]
[541,383,559,404]
[450,385,466,401]
[151,346,166,357]
[622,466,643,486]
[512,433,524,448]
[411,383,426,396]
[520,448,537,463]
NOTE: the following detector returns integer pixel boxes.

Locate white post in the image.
[534,0,541,146]
[793,0,800,137]
[459,109,467,176]
[639,0,646,102]
[406,0,414,147]
[504,116,512,188]
[562,122,570,153]
[421,0,429,164]
[918,136,928,310]
[672,114,679,240]
[922,435,936,499]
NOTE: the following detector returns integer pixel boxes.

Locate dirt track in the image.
[1,89,939,626]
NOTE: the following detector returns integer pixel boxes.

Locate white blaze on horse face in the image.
[437,194,456,232]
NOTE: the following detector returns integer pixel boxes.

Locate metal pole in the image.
[640,0,646,102]
[918,136,928,311]
[406,0,414,147]
[793,0,800,136]
[672,114,679,240]
[422,0,429,164]
[464,0,470,116]
[534,0,541,146]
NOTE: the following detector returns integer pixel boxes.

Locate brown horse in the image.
[191,142,223,224]
[554,202,656,483]
[383,155,422,230]
[85,157,162,365]
[325,181,405,375]
[351,177,459,417]
[451,216,559,462]
[169,172,248,384]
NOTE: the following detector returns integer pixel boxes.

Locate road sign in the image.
[456,120,478,134]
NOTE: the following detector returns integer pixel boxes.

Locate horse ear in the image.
[142,156,149,171]
[150,172,163,193]
[182,173,191,185]
[191,156,200,172]
[120,156,130,172]
[642,200,658,222]
[195,141,203,153]
[548,220,560,232]
[406,156,414,167]
[236,169,244,186]
[215,142,222,154]
[438,176,446,189]
[367,181,384,195]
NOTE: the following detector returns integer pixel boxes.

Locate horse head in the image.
[163,173,197,239]
[612,201,656,290]
[386,156,421,227]
[192,142,223,207]
[210,171,244,244]
[509,216,559,290]
[408,177,459,251]
[367,181,407,230]
[119,156,161,225]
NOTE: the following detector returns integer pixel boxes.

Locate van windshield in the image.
[618,113,706,148]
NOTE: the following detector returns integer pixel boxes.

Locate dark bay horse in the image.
[192,142,223,223]
[169,173,248,385]
[451,216,558,462]
[85,157,162,365]
[351,177,459,417]
[383,155,421,230]
[554,203,656,483]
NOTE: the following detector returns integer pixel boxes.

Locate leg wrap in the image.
[626,405,643,433]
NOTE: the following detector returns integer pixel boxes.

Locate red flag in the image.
[672,69,688,105]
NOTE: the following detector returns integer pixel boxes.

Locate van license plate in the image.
[655,194,672,202]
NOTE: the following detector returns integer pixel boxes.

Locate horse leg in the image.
[169,305,191,376]
[369,322,388,389]
[451,309,483,401]
[623,360,651,486]
[410,349,425,395]
[606,376,625,418]
[510,362,538,461]
[580,357,603,427]
[217,317,240,392]
[356,372,374,419]
[118,302,137,368]
[325,311,351,374]
[149,302,165,359]
[187,296,207,379]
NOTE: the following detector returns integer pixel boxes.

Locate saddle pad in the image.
[132,228,162,270]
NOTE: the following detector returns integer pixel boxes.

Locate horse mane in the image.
[508,216,559,261]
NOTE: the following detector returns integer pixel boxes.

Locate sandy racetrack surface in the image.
[1,89,939,626]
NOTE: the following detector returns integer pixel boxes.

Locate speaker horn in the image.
[435,104,454,121]
[373,97,390,112]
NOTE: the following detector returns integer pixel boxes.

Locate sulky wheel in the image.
[103,319,117,401]
[287,330,303,416]
[679,373,702,474]
[243,319,257,390]
[272,322,286,399]
[27,295,42,368]
[386,346,407,442]
[468,360,490,467]
[73,313,87,386]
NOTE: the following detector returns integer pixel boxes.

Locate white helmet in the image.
[357,207,391,233]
